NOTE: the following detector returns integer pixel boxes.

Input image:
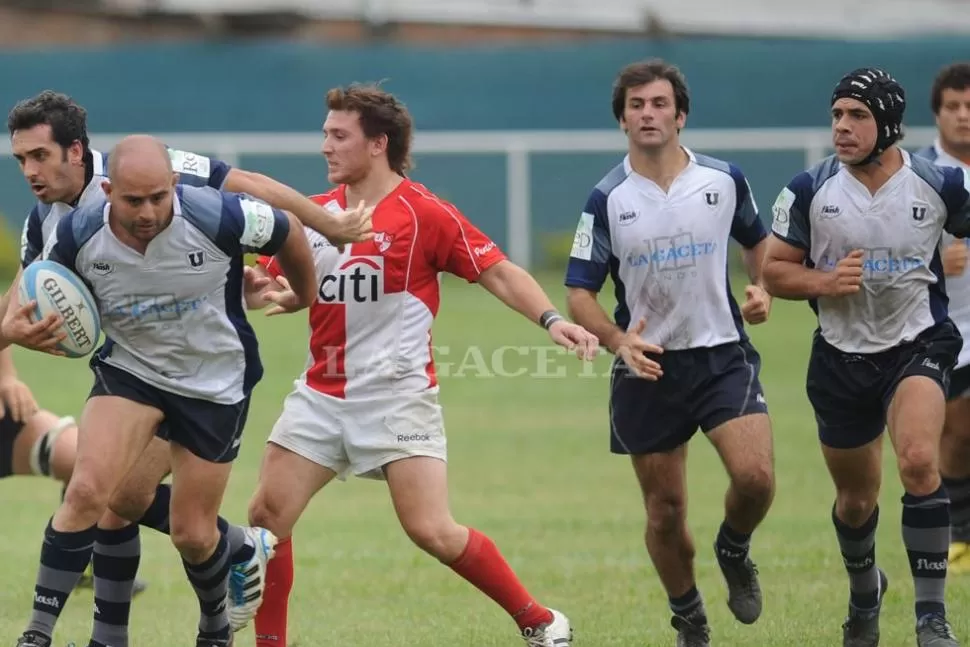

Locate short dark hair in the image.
[611,59,690,122]
[7,90,89,151]
[326,84,413,175]
[931,62,970,114]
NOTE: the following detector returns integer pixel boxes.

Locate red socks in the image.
[255,537,293,647]
[449,528,553,630]
[253,531,552,644]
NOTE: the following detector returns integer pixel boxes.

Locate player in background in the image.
[0,345,77,491]
[915,62,970,576]
[8,134,318,647]
[564,60,775,647]
[763,67,968,647]
[2,90,372,639]
[242,83,597,647]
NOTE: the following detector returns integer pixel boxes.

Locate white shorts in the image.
[267,381,447,480]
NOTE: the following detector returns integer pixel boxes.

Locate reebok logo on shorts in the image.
[396,433,431,442]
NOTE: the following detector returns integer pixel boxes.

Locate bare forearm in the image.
[0,289,12,350]
[225,169,334,239]
[0,346,17,379]
[0,271,24,350]
[273,217,317,308]
[763,259,830,300]
[479,261,558,326]
[741,240,767,286]
[566,290,624,352]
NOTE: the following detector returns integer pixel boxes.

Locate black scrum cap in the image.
[831,67,906,166]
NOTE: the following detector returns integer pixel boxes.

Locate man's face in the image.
[620,80,686,152]
[322,110,379,185]
[831,97,879,165]
[936,87,970,152]
[103,169,178,244]
[11,124,83,204]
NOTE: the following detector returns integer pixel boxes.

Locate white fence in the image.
[104,0,970,38]
[0,126,942,267]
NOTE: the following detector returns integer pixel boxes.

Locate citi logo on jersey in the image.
[319,256,384,303]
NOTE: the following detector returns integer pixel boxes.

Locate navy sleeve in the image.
[19,205,44,269]
[42,211,81,272]
[168,148,232,189]
[564,188,612,291]
[728,164,767,249]
[942,166,970,237]
[217,192,291,256]
[770,171,814,250]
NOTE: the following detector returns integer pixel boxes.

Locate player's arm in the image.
[563,195,663,378]
[0,346,38,422]
[728,166,769,287]
[222,194,316,312]
[728,165,772,324]
[763,177,837,300]
[243,259,287,310]
[763,236,863,300]
[263,213,316,310]
[762,237,827,299]
[561,190,627,352]
[478,260,560,325]
[0,206,45,348]
[1,215,77,355]
[223,168,373,248]
[942,166,970,238]
[426,199,597,359]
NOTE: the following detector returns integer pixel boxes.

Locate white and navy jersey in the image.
[915,142,970,368]
[564,148,767,350]
[21,148,230,268]
[771,149,970,354]
[43,185,289,404]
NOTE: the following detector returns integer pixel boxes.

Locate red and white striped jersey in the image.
[259,179,506,399]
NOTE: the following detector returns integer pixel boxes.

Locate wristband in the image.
[539,310,564,330]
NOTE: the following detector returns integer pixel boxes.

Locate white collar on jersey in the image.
[622,146,696,176]
[834,147,913,171]
[90,149,106,177]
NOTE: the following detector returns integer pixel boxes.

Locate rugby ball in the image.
[19,260,101,358]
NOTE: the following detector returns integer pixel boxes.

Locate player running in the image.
[564,59,775,647]
[915,62,970,576]
[242,83,596,647]
[764,67,967,647]
[3,90,372,644]
[9,134,318,647]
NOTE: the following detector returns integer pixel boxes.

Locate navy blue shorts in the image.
[807,319,962,450]
[88,360,249,463]
[0,412,24,477]
[608,339,769,455]
[948,364,970,400]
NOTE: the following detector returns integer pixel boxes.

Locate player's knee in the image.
[63,475,111,521]
[732,464,775,507]
[169,514,220,562]
[400,516,463,560]
[897,442,940,493]
[835,492,879,527]
[108,485,155,523]
[248,491,292,537]
[645,492,687,534]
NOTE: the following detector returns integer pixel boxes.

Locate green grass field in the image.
[0,272,967,646]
